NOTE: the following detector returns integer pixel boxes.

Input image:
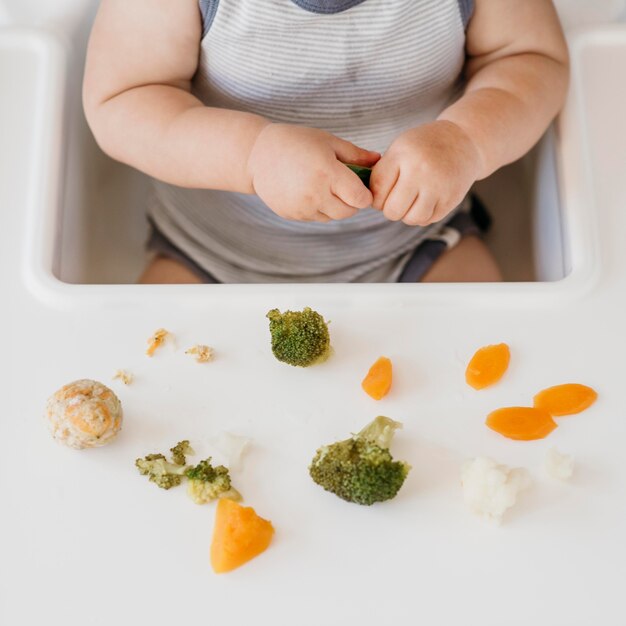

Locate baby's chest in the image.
[196,0,466,111]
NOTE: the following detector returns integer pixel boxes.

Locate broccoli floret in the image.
[135,440,193,490]
[185,458,242,504]
[135,453,187,490]
[267,307,331,367]
[170,440,194,466]
[309,416,411,506]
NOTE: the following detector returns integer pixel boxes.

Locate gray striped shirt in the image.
[149,0,473,282]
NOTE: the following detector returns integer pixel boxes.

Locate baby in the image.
[83,0,568,284]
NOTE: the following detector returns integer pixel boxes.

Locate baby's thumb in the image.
[332,137,380,168]
[331,162,374,209]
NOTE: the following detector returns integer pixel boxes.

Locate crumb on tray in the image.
[113,370,134,385]
[186,345,214,363]
[146,328,172,357]
[545,447,575,480]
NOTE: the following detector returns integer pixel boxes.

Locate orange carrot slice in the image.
[534,384,597,416]
[361,357,393,400]
[486,407,557,441]
[211,499,274,574]
[465,343,510,390]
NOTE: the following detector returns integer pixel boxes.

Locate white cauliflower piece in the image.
[209,431,252,472]
[545,447,575,480]
[461,457,531,525]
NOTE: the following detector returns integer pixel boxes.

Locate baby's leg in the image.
[421,236,502,283]
[138,237,500,284]
[139,256,203,284]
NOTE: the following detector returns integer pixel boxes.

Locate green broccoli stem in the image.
[356,416,403,450]
[345,164,372,189]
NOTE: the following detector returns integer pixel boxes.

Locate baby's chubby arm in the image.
[370,0,569,226]
[83,0,377,222]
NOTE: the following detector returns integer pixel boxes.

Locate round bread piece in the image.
[45,379,123,449]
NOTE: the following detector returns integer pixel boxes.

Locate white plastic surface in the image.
[554,0,626,28]
[3,24,626,626]
[533,131,568,281]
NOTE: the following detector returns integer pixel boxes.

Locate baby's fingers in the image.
[297,212,331,223]
[402,192,437,226]
[313,212,332,223]
[320,195,360,221]
[331,162,373,209]
[332,137,380,168]
[370,160,399,211]
[381,172,419,222]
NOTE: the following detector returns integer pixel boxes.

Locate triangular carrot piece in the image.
[211,499,274,574]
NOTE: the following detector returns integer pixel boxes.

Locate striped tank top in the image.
[148,0,474,283]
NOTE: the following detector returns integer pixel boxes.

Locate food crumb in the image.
[146,328,172,357]
[186,345,214,363]
[545,447,575,480]
[113,370,134,385]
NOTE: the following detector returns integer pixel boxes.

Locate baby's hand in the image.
[370,121,482,226]
[247,124,379,222]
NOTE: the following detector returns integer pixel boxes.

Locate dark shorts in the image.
[147,195,491,283]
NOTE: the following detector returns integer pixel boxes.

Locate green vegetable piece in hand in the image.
[345,163,372,189]
[186,458,242,504]
[267,307,331,367]
[309,416,411,506]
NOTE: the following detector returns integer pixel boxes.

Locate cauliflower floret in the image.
[461,457,531,525]
[545,447,575,480]
[209,431,252,471]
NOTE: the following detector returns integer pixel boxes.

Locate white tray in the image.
[2,25,626,626]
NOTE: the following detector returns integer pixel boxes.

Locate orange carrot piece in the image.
[486,406,557,441]
[534,383,597,416]
[361,357,393,400]
[211,499,274,574]
[465,343,510,390]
